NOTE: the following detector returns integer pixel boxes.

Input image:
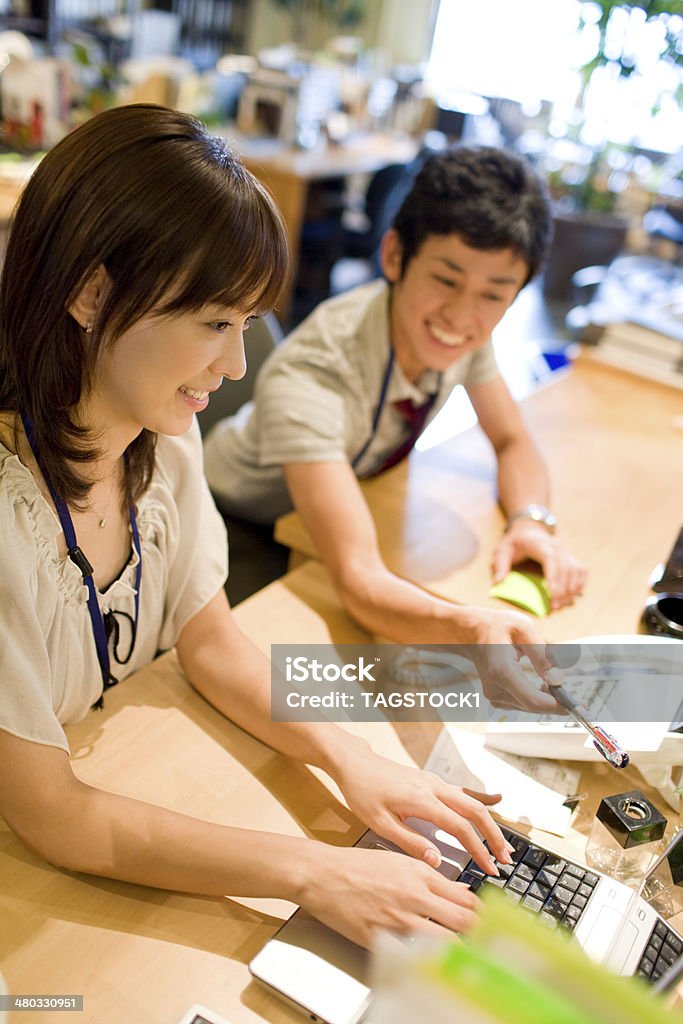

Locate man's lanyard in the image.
[351,348,441,472]
[21,412,142,698]
[351,348,395,471]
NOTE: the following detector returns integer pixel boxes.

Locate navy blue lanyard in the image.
[351,349,443,471]
[21,412,142,695]
[351,348,395,471]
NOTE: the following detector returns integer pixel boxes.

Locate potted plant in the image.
[541,0,681,299]
[541,141,632,299]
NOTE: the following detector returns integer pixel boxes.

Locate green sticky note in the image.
[490,570,551,616]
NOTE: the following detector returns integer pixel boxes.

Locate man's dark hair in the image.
[0,103,289,505]
[392,145,552,286]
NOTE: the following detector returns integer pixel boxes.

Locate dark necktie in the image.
[371,394,437,475]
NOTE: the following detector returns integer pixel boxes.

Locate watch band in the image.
[505,503,557,533]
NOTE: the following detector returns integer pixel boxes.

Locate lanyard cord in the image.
[351,348,443,472]
[20,412,142,698]
[351,348,395,471]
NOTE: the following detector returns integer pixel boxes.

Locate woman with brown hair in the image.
[0,104,511,949]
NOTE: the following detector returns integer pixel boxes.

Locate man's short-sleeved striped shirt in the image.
[203,279,499,524]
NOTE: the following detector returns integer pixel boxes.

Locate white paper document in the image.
[426,726,578,837]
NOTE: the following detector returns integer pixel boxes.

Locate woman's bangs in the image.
[161,185,290,316]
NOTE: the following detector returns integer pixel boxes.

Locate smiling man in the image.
[204,146,586,709]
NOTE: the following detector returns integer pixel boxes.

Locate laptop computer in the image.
[248,820,683,1024]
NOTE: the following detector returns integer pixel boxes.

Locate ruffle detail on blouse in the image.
[134,483,172,550]
[0,449,88,606]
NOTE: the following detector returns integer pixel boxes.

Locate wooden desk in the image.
[0,561,681,1023]
[236,132,417,323]
[275,358,683,642]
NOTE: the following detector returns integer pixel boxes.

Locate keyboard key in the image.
[507,835,529,862]
[539,911,559,929]
[559,915,578,932]
[528,881,552,902]
[535,868,559,889]
[543,897,565,919]
[656,954,671,976]
[496,862,515,880]
[514,863,537,883]
[503,889,522,904]
[522,847,547,870]
[572,894,588,911]
[564,863,586,880]
[577,882,593,899]
[557,872,580,893]
[639,956,655,976]
[564,904,583,922]
[508,875,531,895]
[542,855,566,877]
[522,894,544,913]
[666,932,683,956]
[584,872,599,887]
[655,921,668,939]
[485,875,507,888]
[659,944,677,967]
[649,933,663,954]
[464,860,486,879]
[458,871,482,891]
[554,886,574,906]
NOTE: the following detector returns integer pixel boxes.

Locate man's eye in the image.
[209,321,231,332]
[434,275,456,287]
[482,294,505,303]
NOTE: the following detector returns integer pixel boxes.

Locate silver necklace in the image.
[91,462,120,529]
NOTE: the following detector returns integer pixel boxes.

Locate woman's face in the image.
[85,302,257,444]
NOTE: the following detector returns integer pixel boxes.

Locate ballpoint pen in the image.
[551,683,630,769]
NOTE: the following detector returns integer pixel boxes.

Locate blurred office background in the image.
[0,0,681,434]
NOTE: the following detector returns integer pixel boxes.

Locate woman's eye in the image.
[434,276,455,287]
[208,321,231,333]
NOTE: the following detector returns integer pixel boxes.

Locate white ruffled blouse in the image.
[0,419,228,752]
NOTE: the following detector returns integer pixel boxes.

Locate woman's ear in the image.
[379,228,404,284]
[67,264,110,331]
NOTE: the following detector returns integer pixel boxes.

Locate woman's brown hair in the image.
[0,103,289,505]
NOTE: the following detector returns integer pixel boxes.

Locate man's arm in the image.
[466,375,550,516]
[467,375,587,608]
[284,460,563,712]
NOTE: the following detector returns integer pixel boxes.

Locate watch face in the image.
[528,505,557,529]
[506,505,557,532]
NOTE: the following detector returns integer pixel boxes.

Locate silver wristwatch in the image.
[505,503,557,533]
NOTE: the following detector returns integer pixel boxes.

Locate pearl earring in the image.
[85,321,94,334]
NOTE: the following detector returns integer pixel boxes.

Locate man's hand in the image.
[492,520,587,610]
[463,607,567,711]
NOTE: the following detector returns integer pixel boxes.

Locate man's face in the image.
[380,230,529,381]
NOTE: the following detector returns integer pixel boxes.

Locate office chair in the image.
[196,310,283,437]
[341,161,410,264]
[329,143,439,295]
[197,310,289,606]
